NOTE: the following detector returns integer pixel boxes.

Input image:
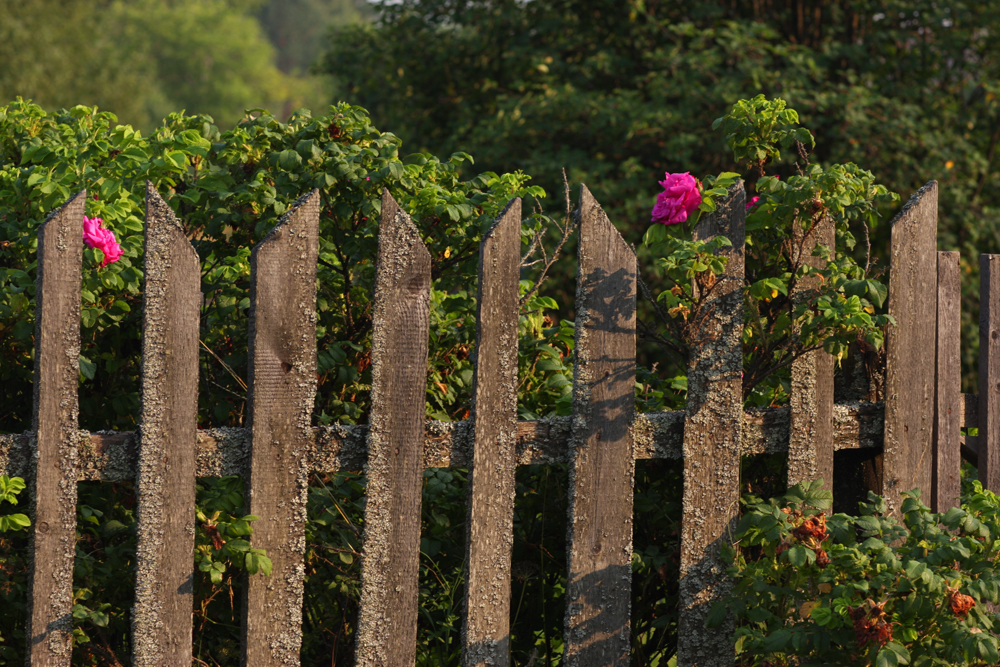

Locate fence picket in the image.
[355,190,432,667]
[788,217,835,496]
[563,186,637,666]
[461,199,521,667]
[132,184,201,666]
[884,181,938,515]
[26,191,84,665]
[934,251,961,511]
[677,183,745,667]
[241,190,320,666]
[979,254,1000,491]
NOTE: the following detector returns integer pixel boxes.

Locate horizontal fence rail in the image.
[0,404,893,481]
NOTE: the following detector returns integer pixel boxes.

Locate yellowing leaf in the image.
[817,583,832,594]
[800,600,819,619]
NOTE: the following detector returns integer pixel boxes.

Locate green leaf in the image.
[786,545,808,567]
[79,355,97,380]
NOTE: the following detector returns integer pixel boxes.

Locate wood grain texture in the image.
[788,216,835,496]
[979,254,1000,492]
[461,199,521,667]
[241,190,320,667]
[563,186,636,666]
[26,191,84,665]
[884,181,938,515]
[132,184,201,666]
[355,190,432,667]
[677,183,745,667]
[933,251,961,511]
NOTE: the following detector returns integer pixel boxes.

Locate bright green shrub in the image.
[0,98,574,433]
[720,480,1000,666]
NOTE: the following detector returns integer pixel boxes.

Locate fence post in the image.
[132,184,201,666]
[677,183,745,667]
[355,190,432,667]
[26,191,84,665]
[979,254,1000,491]
[788,217,835,496]
[884,181,937,516]
[934,251,961,510]
[461,199,521,667]
[241,190,320,667]
[563,186,636,666]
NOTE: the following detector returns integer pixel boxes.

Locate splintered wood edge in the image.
[0,403,885,480]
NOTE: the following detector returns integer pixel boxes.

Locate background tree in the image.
[323,0,1000,389]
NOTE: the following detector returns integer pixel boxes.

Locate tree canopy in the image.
[323,0,1000,386]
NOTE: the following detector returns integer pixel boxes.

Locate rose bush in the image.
[715,479,1000,667]
[641,96,897,408]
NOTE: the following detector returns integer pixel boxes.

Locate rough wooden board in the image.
[26,191,84,665]
[884,181,938,515]
[241,190,320,667]
[132,185,201,666]
[934,252,962,511]
[462,199,521,667]
[980,254,1000,492]
[788,216,835,496]
[0,404,885,480]
[677,183,745,667]
[355,190,432,667]
[563,186,636,666]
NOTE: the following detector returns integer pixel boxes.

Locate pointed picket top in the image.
[27,190,85,666]
[677,182,745,667]
[462,197,521,667]
[355,189,432,667]
[133,183,201,667]
[564,185,636,666]
[242,189,320,667]
[884,181,938,516]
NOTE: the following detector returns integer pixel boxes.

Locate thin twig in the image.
[199,339,248,391]
[519,169,576,306]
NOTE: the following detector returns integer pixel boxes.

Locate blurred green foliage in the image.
[0,0,328,130]
[323,0,1000,391]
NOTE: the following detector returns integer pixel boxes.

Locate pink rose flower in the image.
[746,196,760,210]
[82,216,123,267]
[652,172,701,225]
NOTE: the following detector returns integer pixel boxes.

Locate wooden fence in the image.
[0,178,989,666]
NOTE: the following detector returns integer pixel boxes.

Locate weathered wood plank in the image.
[677,183,745,667]
[241,190,320,666]
[132,185,201,666]
[0,404,886,481]
[26,191,84,665]
[355,190,432,667]
[979,254,1000,491]
[884,181,938,515]
[933,251,962,511]
[461,199,521,667]
[563,186,637,666]
[788,216,835,495]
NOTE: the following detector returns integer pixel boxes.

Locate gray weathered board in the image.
[0,403,887,481]
[677,183,745,667]
[461,199,521,667]
[563,186,637,666]
[355,190,432,667]
[788,216,835,495]
[934,251,961,510]
[27,192,84,665]
[133,185,201,666]
[242,190,320,666]
[980,253,1000,492]
[884,181,937,515]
